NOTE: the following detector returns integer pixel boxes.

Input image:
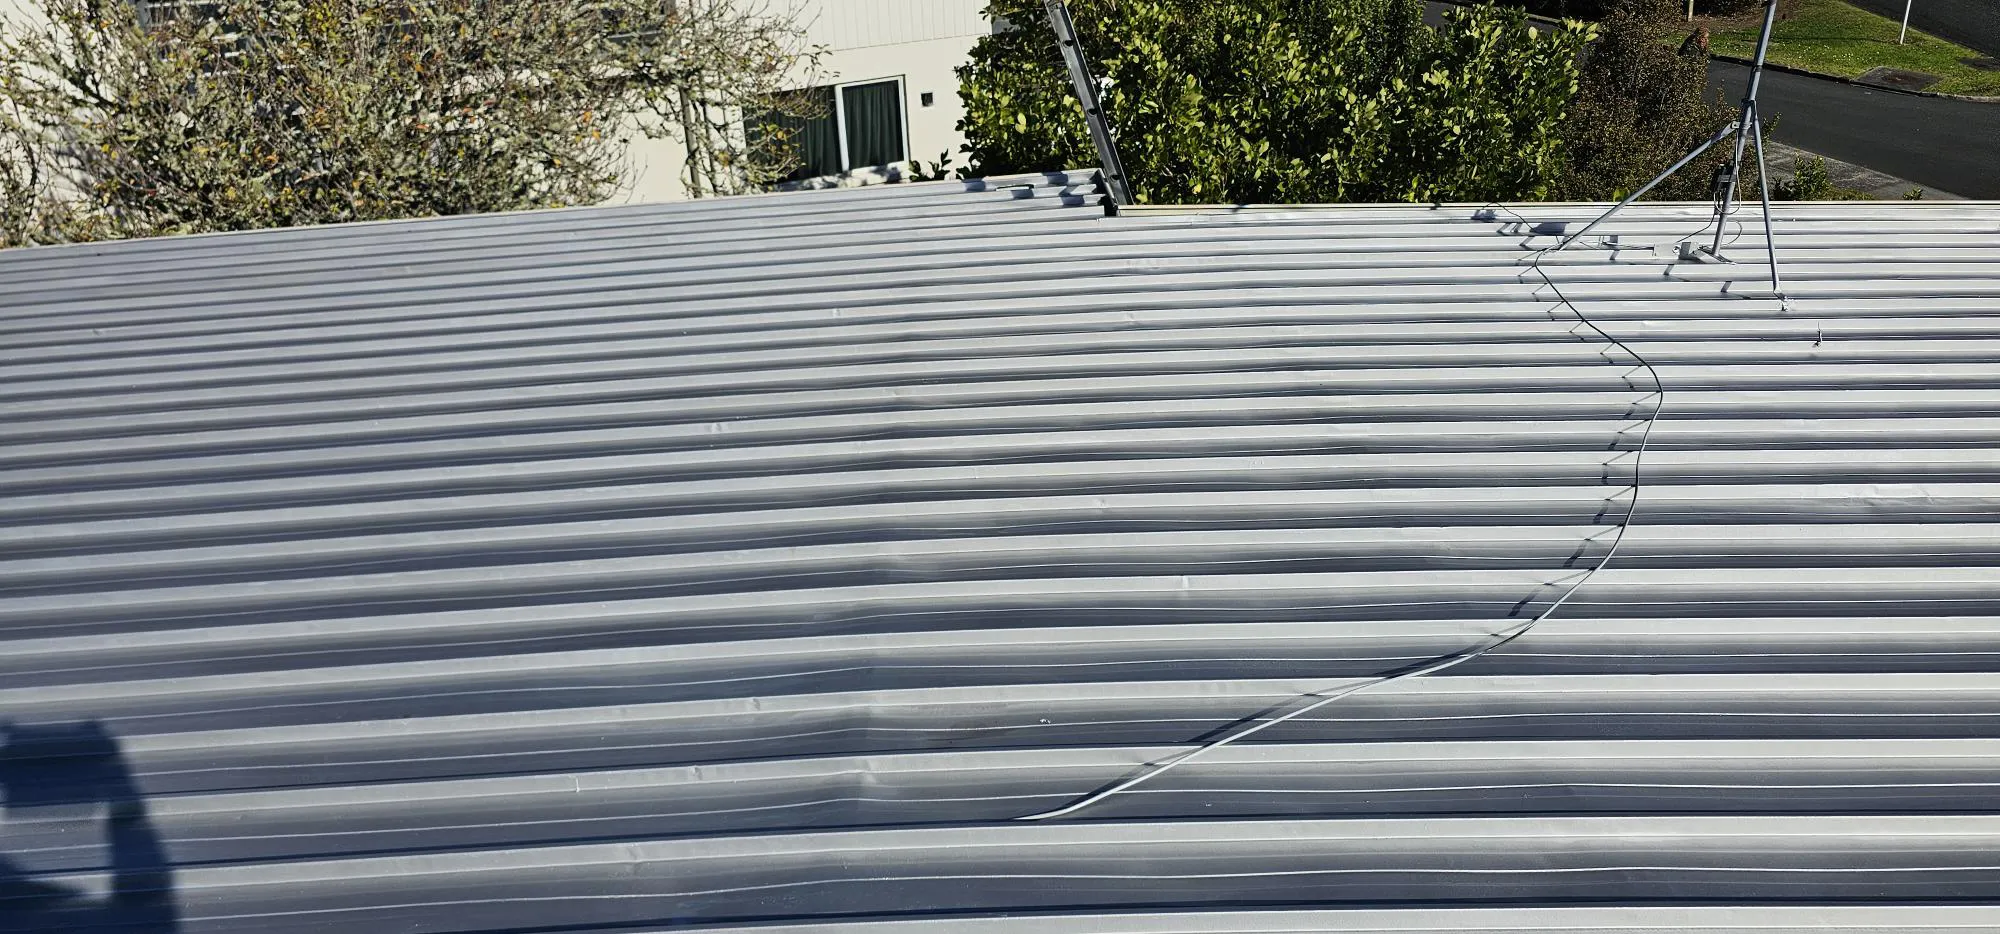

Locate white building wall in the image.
[801,0,986,50]
[618,0,990,203]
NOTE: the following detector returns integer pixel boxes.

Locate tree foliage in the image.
[0,0,818,245]
[957,0,1594,205]
[1557,0,1735,200]
[1514,0,1796,19]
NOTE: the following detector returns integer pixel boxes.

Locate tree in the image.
[630,0,830,199]
[0,0,819,246]
[1556,0,1736,201]
[956,0,1594,205]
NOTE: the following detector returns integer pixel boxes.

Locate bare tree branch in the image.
[0,0,819,246]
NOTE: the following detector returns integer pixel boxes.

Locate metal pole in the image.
[1748,104,1782,294]
[1554,121,1738,251]
[1543,0,1783,289]
[1712,0,1779,257]
[1044,0,1133,206]
[1899,0,1913,43]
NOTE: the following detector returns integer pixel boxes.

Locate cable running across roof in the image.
[1016,207,1671,822]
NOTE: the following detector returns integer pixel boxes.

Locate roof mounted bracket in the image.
[1552,0,1786,297]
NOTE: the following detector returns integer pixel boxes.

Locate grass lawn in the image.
[1706,0,2000,96]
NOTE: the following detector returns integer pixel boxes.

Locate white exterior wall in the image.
[617,0,991,203]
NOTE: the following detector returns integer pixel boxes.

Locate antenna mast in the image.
[1556,0,1784,294]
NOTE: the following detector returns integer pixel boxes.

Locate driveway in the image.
[1846,0,2000,59]
[1708,58,2000,198]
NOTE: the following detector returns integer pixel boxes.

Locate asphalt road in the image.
[1846,0,2000,58]
[1708,58,2000,197]
[1426,3,1995,198]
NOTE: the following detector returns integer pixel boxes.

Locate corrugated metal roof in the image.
[4,173,2000,932]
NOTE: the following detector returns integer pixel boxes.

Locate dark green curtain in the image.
[841,80,906,169]
[751,86,840,181]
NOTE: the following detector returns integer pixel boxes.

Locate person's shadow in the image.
[0,721,179,933]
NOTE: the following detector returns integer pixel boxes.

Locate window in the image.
[750,78,908,182]
[754,87,843,181]
[133,0,223,28]
[839,80,905,170]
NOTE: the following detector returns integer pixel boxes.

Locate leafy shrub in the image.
[957,0,1594,204]
[1556,0,1739,200]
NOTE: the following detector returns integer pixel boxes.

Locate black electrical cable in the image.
[1016,207,1669,823]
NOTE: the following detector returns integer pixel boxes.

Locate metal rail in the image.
[1045,0,1134,207]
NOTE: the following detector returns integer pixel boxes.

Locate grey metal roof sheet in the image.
[4,172,2000,932]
